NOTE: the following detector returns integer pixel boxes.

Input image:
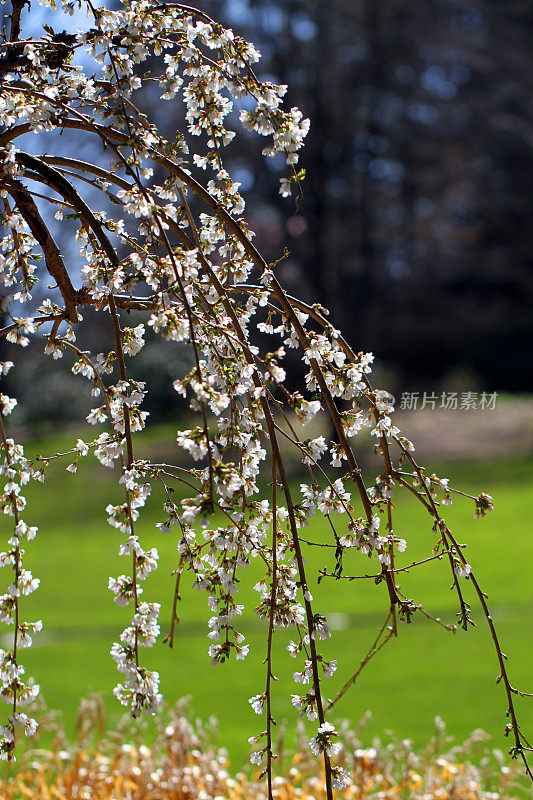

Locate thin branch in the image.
[326,612,394,711]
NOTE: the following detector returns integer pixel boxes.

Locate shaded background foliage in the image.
[210,0,533,394]
[2,0,532,427]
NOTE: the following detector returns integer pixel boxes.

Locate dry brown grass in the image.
[1,698,529,800]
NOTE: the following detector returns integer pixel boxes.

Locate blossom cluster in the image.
[0,435,42,759]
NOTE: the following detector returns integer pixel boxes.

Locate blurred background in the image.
[1,0,532,767]
[212,0,533,397]
[199,0,533,475]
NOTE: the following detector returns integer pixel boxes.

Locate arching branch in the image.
[7,181,80,322]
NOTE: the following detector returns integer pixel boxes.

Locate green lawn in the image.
[5,424,533,767]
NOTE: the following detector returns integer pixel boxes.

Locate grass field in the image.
[6,422,533,767]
